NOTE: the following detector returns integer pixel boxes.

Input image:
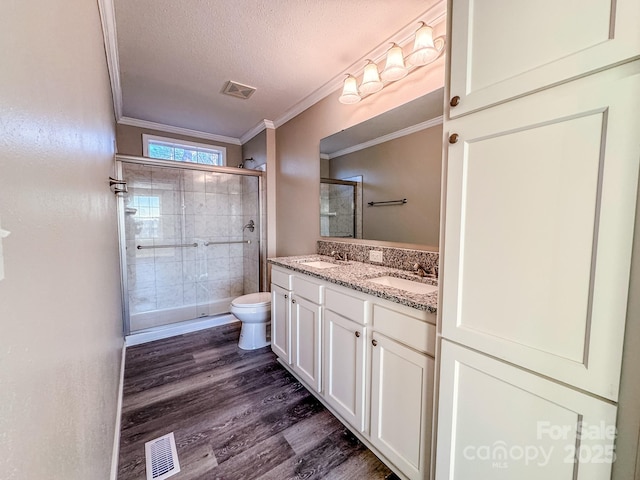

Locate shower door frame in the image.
[115,154,265,336]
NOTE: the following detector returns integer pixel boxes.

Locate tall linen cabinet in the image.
[436,0,640,478]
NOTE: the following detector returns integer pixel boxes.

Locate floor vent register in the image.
[145,432,181,480]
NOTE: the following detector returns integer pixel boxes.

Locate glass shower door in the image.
[120,161,261,335]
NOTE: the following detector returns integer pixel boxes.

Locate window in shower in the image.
[130,195,160,238]
[143,134,226,166]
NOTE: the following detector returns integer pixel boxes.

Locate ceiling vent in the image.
[222,80,257,100]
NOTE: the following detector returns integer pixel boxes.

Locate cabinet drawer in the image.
[325,287,367,324]
[292,275,323,304]
[271,267,292,290]
[372,304,436,356]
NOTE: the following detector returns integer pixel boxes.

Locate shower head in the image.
[238,157,255,169]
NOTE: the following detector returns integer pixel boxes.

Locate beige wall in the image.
[241,129,270,288]
[275,39,446,256]
[116,124,243,166]
[242,129,267,168]
[329,125,442,246]
[0,1,122,479]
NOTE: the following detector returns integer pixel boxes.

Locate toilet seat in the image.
[231,292,271,308]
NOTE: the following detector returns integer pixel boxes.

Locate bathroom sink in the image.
[300,260,340,269]
[367,276,438,295]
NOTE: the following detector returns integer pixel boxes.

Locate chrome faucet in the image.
[414,263,438,278]
[331,250,348,261]
[413,263,428,277]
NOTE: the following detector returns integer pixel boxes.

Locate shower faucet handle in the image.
[242,220,255,232]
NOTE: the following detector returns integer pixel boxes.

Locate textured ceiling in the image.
[114,0,440,139]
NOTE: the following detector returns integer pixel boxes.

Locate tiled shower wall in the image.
[123,163,261,332]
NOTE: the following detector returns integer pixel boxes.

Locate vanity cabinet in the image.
[323,309,366,432]
[291,295,322,392]
[448,0,640,117]
[370,304,436,480]
[270,271,292,364]
[271,268,323,392]
[371,333,434,480]
[270,265,436,480]
[323,285,368,432]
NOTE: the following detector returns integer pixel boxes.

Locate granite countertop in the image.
[268,255,438,313]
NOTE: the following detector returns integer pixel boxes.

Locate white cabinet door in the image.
[291,295,322,392]
[442,62,640,401]
[370,332,434,480]
[271,284,290,364]
[436,340,617,480]
[323,309,365,432]
[449,0,640,117]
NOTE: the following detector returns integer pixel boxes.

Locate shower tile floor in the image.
[117,322,396,479]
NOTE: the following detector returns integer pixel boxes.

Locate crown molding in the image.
[97,0,122,120]
[240,119,276,145]
[118,117,242,145]
[100,0,445,144]
[272,0,447,129]
[327,115,443,159]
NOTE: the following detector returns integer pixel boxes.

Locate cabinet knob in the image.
[291,299,296,304]
[449,133,459,144]
[355,331,360,338]
[284,294,288,299]
[372,339,378,346]
[450,95,460,107]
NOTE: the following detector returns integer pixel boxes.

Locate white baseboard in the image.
[125,314,239,347]
[110,340,126,480]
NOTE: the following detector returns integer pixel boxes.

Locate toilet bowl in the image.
[230,292,271,350]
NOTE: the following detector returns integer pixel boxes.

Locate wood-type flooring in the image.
[117,322,396,480]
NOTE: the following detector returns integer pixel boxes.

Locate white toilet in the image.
[230,292,271,350]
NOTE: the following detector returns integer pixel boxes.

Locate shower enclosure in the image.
[320,177,360,238]
[115,155,263,336]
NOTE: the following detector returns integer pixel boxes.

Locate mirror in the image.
[320,88,444,247]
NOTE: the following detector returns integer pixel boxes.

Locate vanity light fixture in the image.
[339,22,445,104]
